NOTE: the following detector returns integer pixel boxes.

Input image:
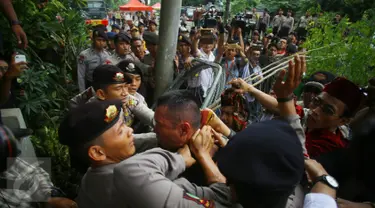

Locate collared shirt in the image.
[299,16,313,29]
[141,53,154,84]
[221,58,241,89]
[282,16,295,30]
[260,13,270,26]
[188,49,214,97]
[0,158,54,208]
[70,88,154,128]
[303,193,337,208]
[77,48,111,92]
[272,15,285,28]
[107,52,140,66]
[241,62,262,102]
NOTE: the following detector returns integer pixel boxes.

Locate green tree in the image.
[304,13,375,86]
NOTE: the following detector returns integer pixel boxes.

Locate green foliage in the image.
[31,127,81,198]
[304,13,375,86]
[0,0,89,129]
[0,0,89,197]
[182,0,204,6]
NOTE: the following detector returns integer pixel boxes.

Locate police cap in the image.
[93,65,132,88]
[116,60,143,77]
[143,31,159,45]
[114,32,131,44]
[178,35,192,45]
[58,100,123,147]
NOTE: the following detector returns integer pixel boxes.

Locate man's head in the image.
[279,38,287,50]
[149,20,157,32]
[307,77,363,130]
[114,32,131,55]
[92,29,108,51]
[225,41,239,60]
[92,65,132,103]
[287,10,292,17]
[178,35,192,55]
[303,71,336,107]
[335,13,342,22]
[131,37,145,59]
[111,24,121,33]
[252,30,260,41]
[131,27,140,38]
[217,120,304,208]
[200,34,217,54]
[278,8,283,15]
[116,61,142,95]
[268,43,278,57]
[126,19,133,26]
[154,90,201,151]
[59,100,135,167]
[143,31,159,58]
[106,32,117,51]
[220,88,249,132]
[138,22,145,34]
[289,32,297,44]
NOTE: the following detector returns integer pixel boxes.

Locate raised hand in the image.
[273,55,306,98]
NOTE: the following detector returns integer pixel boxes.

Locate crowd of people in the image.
[0,1,374,208]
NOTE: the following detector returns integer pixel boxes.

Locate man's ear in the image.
[96,89,106,100]
[179,122,193,141]
[88,145,106,161]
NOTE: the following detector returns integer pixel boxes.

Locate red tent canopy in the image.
[152,2,161,10]
[119,0,153,11]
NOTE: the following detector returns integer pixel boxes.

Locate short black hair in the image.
[156,90,201,129]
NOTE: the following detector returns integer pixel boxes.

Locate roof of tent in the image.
[152,2,161,10]
[119,0,153,11]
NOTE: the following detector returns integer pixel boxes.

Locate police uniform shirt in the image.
[77,48,111,92]
[281,16,294,31]
[86,94,154,128]
[111,148,232,208]
[299,16,313,29]
[260,13,270,26]
[75,133,158,208]
[107,52,140,66]
[188,49,214,97]
[272,15,285,29]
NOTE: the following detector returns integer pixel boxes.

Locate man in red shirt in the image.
[228,57,363,158]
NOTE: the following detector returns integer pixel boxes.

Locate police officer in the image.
[68,65,155,174]
[108,32,139,65]
[77,28,111,92]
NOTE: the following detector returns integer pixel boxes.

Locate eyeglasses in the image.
[304,85,322,94]
[311,97,338,117]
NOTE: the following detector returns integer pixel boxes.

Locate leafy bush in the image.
[0,0,89,197]
[31,127,81,199]
[304,12,375,85]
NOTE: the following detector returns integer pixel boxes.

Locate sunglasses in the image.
[311,97,338,117]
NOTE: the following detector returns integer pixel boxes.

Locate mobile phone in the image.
[15,55,26,64]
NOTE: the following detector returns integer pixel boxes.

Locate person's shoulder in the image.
[79,48,91,57]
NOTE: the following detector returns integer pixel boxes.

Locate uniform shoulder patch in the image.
[78,55,85,64]
[183,192,215,208]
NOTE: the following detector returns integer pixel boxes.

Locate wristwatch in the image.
[314,175,339,190]
[10,20,22,26]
